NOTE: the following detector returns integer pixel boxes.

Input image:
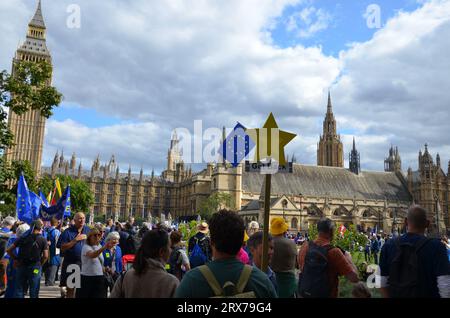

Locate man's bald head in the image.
[406,205,429,232]
[74,212,86,229]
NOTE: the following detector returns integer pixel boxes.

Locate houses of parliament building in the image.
[4,1,450,235]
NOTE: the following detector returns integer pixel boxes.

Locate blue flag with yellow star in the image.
[40,185,71,221]
[17,174,33,224]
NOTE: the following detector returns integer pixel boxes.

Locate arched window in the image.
[291,218,298,229]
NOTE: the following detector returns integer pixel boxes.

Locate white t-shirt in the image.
[81,244,104,276]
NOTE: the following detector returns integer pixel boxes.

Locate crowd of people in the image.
[0,204,449,299]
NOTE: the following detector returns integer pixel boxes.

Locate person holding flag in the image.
[16,175,39,225]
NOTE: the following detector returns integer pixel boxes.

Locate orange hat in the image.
[197,222,209,234]
[270,217,288,236]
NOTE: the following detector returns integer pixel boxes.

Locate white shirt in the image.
[81,244,104,276]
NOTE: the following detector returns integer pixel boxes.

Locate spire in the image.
[349,137,360,174]
[151,168,155,179]
[327,91,332,113]
[437,153,441,167]
[29,0,46,29]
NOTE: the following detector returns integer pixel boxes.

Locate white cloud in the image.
[285,6,332,38]
[1,0,450,174]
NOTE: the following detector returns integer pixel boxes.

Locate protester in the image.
[298,218,359,298]
[4,222,29,298]
[175,210,277,298]
[379,205,450,298]
[364,239,371,263]
[0,216,15,295]
[94,223,106,245]
[269,217,298,298]
[247,231,278,293]
[44,217,61,287]
[110,229,179,298]
[188,222,212,268]
[105,219,114,235]
[119,222,140,256]
[77,228,115,298]
[7,219,49,298]
[103,231,123,286]
[371,235,380,265]
[247,221,260,237]
[57,212,90,298]
[237,231,251,265]
[168,230,190,281]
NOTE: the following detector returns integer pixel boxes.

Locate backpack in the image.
[298,242,334,298]
[388,237,430,298]
[123,232,140,255]
[199,264,256,298]
[18,233,43,266]
[168,246,183,276]
[189,237,208,268]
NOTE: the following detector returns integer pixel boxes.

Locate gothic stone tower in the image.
[317,92,344,167]
[384,145,402,172]
[408,144,449,235]
[5,1,52,175]
[349,137,360,174]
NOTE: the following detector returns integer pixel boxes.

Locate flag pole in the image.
[261,173,271,273]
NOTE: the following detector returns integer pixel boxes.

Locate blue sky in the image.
[271,0,422,56]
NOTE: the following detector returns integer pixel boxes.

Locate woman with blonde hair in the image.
[77,228,116,298]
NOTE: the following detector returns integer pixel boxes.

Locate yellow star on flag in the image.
[246,113,296,166]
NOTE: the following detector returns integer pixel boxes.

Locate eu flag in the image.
[39,190,49,208]
[17,175,32,224]
[29,191,43,221]
[40,185,71,221]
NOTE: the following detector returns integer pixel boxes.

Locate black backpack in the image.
[123,232,140,255]
[388,237,430,298]
[298,242,334,298]
[18,233,43,266]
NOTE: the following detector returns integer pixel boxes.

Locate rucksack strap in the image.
[198,265,223,296]
[236,265,253,294]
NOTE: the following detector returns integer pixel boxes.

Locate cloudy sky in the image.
[1,0,449,174]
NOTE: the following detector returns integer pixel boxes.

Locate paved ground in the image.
[0,278,62,299]
[36,280,61,298]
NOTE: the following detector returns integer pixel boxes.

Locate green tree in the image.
[199,192,232,221]
[1,60,62,152]
[38,175,94,213]
[0,160,38,218]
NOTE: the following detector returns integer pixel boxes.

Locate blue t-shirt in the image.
[380,233,450,298]
[57,225,90,263]
[47,227,61,266]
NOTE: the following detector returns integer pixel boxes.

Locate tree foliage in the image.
[0,60,62,152]
[38,175,94,213]
[308,223,368,252]
[199,192,232,221]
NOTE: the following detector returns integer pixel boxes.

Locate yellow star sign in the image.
[247,113,296,166]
